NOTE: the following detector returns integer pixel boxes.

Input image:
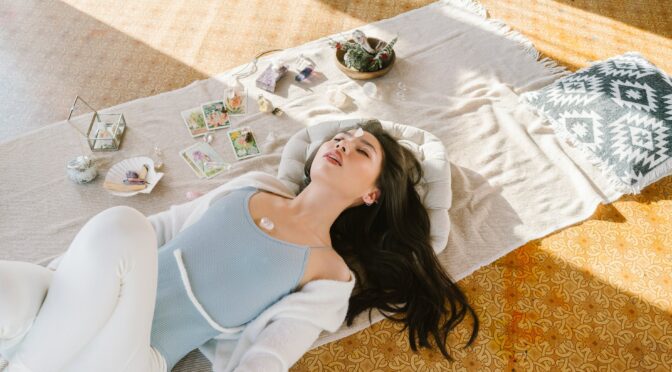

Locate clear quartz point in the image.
[259,217,275,231]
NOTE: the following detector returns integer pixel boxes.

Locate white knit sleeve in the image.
[146,197,202,247]
[232,318,323,372]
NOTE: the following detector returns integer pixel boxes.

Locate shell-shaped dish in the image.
[104,156,164,197]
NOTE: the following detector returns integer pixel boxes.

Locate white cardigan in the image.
[146,171,356,372]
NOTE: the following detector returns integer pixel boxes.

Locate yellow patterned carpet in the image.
[293,178,672,371]
[2,0,672,370]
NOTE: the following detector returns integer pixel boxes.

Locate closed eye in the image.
[357,149,369,157]
[334,137,370,157]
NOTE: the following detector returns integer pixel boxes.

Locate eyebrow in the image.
[341,131,377,154]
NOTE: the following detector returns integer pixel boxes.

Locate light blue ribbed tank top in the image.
[150,186,310,370]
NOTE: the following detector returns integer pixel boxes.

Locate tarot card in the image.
[179,142,230,179]
[179,146,205,178]
[180,107,208,137]
[224,88,247,116]
[201,100,231,130]
[227,127,261,160]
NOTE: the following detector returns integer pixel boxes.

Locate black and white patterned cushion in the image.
[521,52,672,194]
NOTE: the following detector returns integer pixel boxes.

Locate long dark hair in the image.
[300,119,478,360]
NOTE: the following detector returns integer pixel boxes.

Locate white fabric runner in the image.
[0,0,624,369]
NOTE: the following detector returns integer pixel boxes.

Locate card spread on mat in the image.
[201,100,231,131]
[227,127,261,160]
[179,142,229,179]
[224,89,247,116]
[180,107,208,138]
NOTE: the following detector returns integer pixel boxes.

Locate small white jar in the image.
[66,155,98,184]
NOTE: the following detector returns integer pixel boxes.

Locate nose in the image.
[335,141,348,153]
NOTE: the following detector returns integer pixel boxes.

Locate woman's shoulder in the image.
[231,172,295,196]
[309,249,352,283]
[205,172,292,199]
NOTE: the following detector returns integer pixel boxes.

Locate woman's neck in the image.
[276,182,351,246]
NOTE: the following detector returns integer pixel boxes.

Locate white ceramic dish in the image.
[104,156,164,197]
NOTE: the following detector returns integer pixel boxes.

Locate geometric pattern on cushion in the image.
[521,52,672,194]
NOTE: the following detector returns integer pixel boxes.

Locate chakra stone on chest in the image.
[259,217,275,231]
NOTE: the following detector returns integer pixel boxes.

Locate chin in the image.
[310,170,344,189]
[311,160,339,177]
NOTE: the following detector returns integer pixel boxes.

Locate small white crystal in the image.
[259,217,275,231]
[362,82,378,98]
[354,127,364,137]
[326,86,347,108]
[185,191,203,200]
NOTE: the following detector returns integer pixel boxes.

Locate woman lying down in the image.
[0,120,478,371]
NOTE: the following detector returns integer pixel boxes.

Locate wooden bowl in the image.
[335,37,396,80]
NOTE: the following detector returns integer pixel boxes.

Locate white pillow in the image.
[277,119,452,254]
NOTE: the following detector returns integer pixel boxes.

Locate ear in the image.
[362,188,381,205]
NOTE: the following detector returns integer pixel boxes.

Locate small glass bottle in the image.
[294,54,315,82]
[153,145,164,170]
[257,94,272,113]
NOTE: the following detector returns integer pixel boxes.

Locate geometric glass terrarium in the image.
[67,95,126,152]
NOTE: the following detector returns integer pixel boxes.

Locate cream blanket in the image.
[0,0,624,370]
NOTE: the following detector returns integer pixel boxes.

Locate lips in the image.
[324,150,342,166]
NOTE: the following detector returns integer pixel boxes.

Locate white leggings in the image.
[2,206,166,372]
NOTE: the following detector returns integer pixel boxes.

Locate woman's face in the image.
[311,128,384,206]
